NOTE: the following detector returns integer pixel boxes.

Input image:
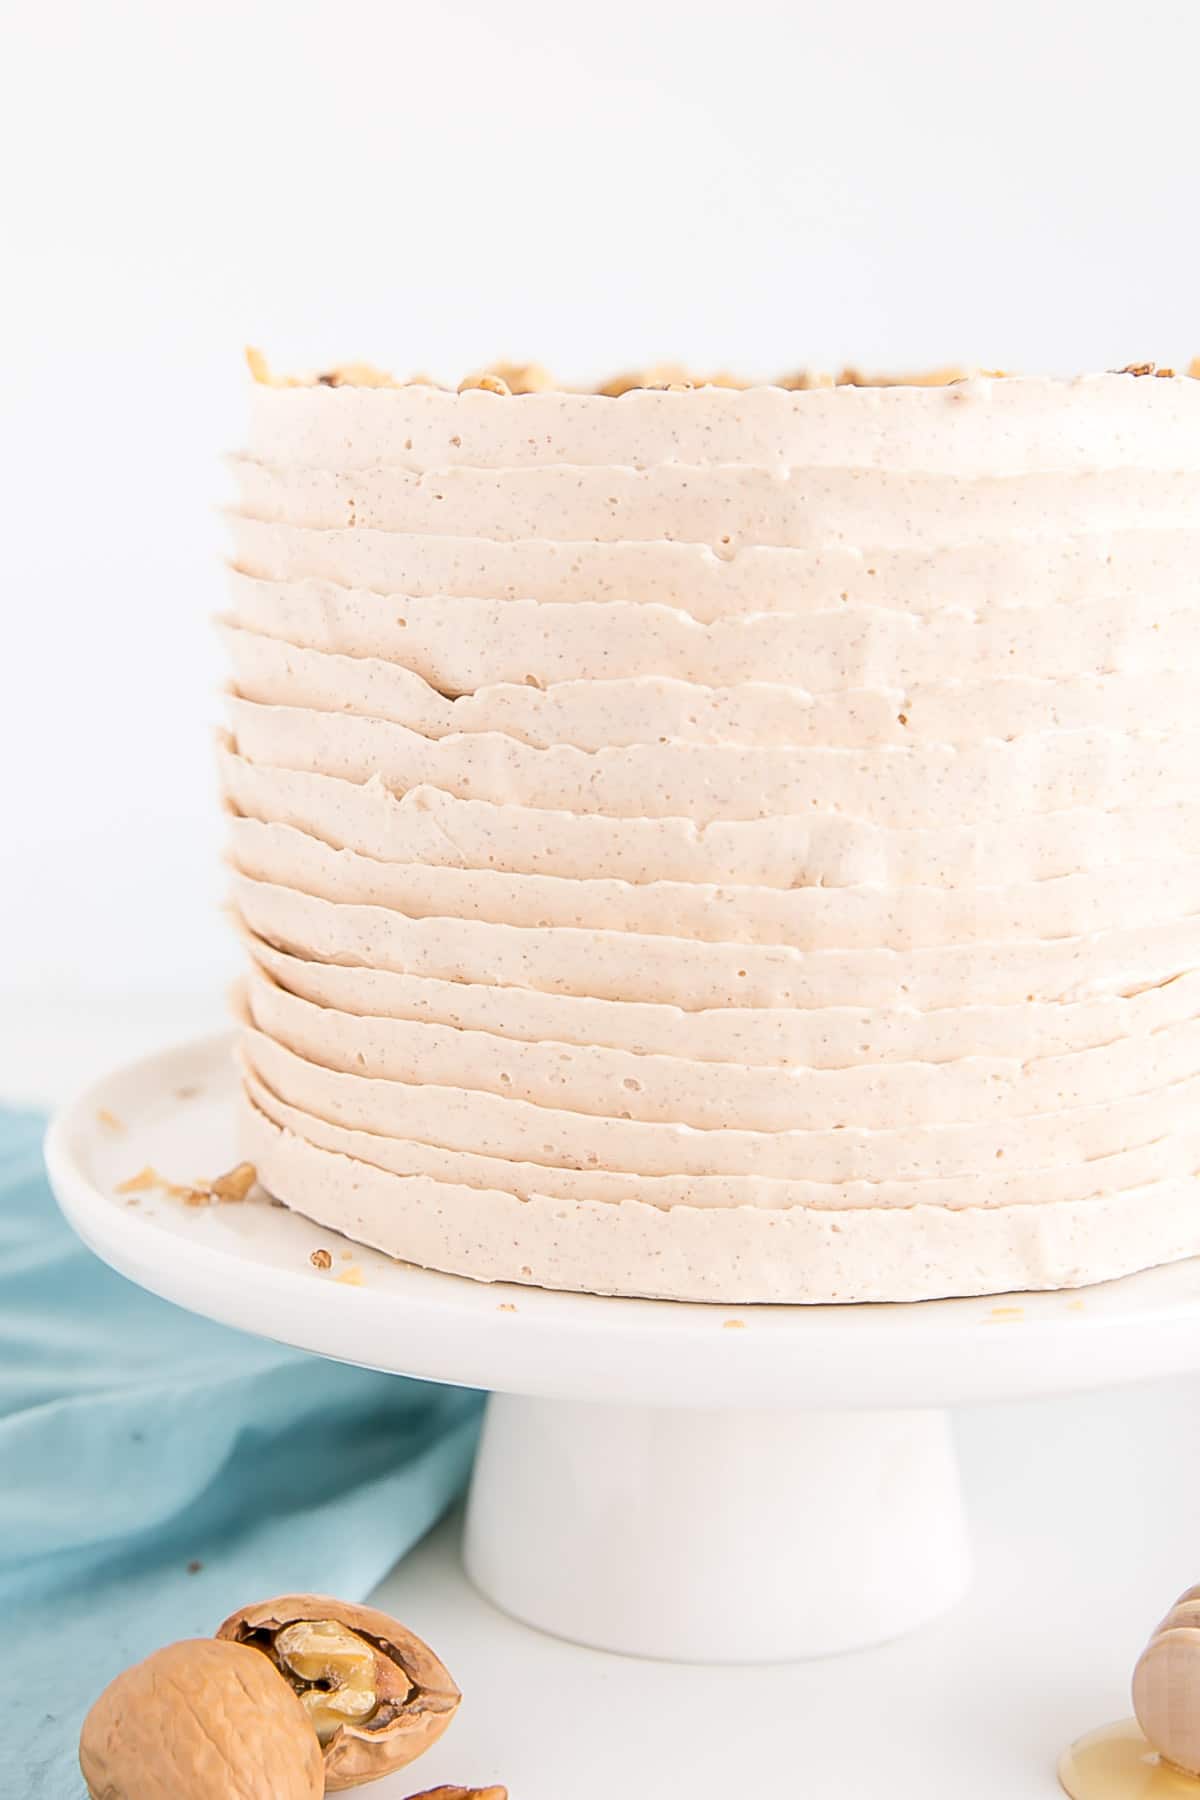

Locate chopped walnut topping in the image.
[457,372,511,396]
[481,361,554,394]
[776,369,836,390]
[247,346,434,390]
[245,346,316,388]
[245,346,285,386]
[210,1161,257,1203]
[406,1787,508,1800]
[598,362,691,397]
[117,1166,207,1201]
[316,361,397,388]
[838,364,975,387]
[115,1165,160,1194]
[597,371,643,398]
[180,1187,214,1208]
[121,1163,261,1207]
[246,349,1200,392]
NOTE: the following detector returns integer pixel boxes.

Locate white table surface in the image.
[11,991,1199,1800]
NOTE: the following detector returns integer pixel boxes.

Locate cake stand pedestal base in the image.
[465,1396,969,1660]
[45,1034,1200,1672]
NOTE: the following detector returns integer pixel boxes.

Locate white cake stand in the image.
[44,1033,1200,1666]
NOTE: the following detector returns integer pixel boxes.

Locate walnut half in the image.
[218,1593,460,1791]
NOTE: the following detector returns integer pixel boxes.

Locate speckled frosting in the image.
[222,368,1200,1301]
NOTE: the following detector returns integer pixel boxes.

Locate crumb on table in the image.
[115,1160,259,1209]
[115,1165,164,1195]
[115,1165,209,1204]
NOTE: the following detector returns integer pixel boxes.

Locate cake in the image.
[222,356,1200,1302]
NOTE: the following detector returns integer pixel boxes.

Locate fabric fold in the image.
[1,1108,481,1798]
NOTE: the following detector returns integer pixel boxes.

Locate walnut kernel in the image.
[218,1593,460,1791]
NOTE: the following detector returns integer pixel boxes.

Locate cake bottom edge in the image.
[237,1091,1200,1305]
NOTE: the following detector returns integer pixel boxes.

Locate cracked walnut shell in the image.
[79,1636,324,1799]
[217,1592,460,1791]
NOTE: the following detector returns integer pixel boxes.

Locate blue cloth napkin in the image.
[0,1107,483,1798]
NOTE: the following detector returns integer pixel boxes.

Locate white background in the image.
[4,0,1200,1050]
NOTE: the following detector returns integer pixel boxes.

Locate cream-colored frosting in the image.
[218,741,1200,887]
[231,459,1200,545]
[243,374,1200,473]
[237,1021,1200,1182]
[239,1096,1200,1303]
[222,622,1200,747]
[240,1060,1200,1213]
[228,571,1200,691]
[225,696,1200,826]
[223,371,1200,1301]
[240,966,1200,1135]
[228,515,1200,624]
[230,872,1200,1010]
[227,816,1200,950]
[240,927,1200,1069]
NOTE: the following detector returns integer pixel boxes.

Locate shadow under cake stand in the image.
[44,1032,1200,1666]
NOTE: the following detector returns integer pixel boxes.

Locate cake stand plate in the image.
[44,1033,1200,1665]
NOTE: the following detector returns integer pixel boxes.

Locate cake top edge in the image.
[246,348,1200,396]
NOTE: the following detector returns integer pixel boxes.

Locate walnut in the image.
[114,1164,209,1205]
[457,372,511,395]
[79,1637,323,1799]
[405,1788,508,1799]
[316,363,396,388]
[480,362,553,394]
[776,369,836,390]
[218,1594,460,1791]
[210,1161,256,1202]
